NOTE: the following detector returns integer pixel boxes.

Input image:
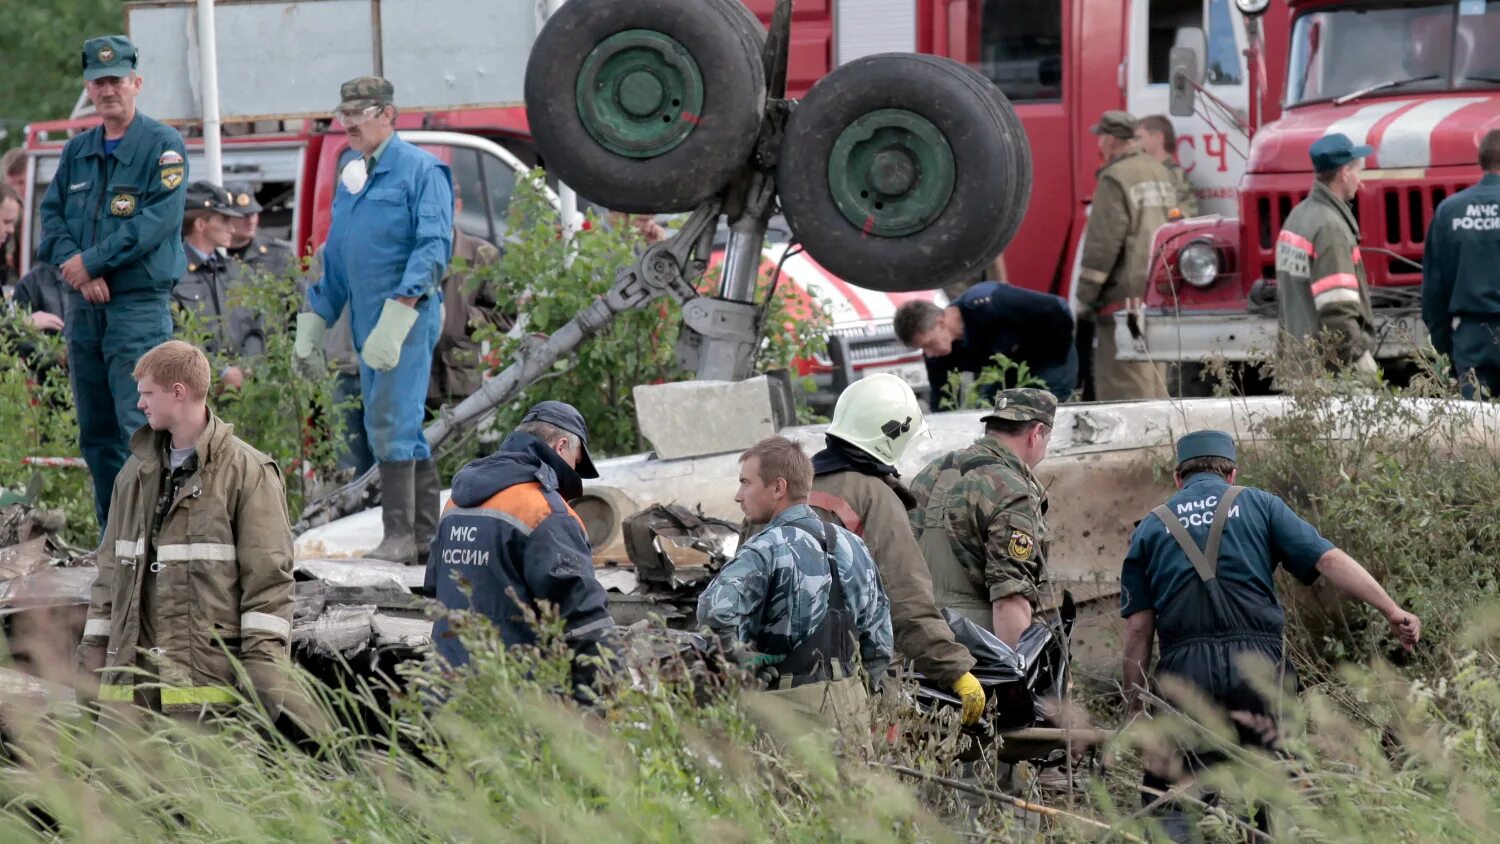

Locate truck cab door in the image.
[1126,0,1250,217]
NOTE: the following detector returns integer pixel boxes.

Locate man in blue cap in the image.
[38,35,188,530]
[1274,133,1378,378]
[1120,430,1419,839]
[1421,129,1500,399]
[293,76,454,565]
[425,400,615,696]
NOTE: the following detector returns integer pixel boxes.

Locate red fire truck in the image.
[1137,0,1500,377]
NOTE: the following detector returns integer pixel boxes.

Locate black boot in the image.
[365,460,417,564]
[412,459,441,567]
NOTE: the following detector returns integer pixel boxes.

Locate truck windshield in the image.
[1286,0,1500,106]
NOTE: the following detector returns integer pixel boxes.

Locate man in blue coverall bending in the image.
[295,77,453,565]
[38,35,187,529]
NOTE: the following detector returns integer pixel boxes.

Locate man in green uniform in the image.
[1136,115,1198,218]
[1275,133,1378,377]
[908,388,1055,647]
[1074,111,1176,401]
[38,35,187,529]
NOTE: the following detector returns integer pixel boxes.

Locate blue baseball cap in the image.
[1175,430,1236,465]
[521,400,598,478]
[1309,133,1373,173]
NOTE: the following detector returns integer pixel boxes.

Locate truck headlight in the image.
[1177,240,1220,288]
[1234,0,1270,15]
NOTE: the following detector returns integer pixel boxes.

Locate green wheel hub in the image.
[576,30,705,159]
[827,109,955,238]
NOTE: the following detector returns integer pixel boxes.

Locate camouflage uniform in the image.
[1164,158,1198,218]
[909,388,1054,632]
[699,502,892,674]
[1077,112,1176,400]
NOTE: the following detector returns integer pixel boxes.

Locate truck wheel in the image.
[525,0,766,214]
[777,54,1032,293]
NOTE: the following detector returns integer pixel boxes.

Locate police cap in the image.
[1175,430,1237,465]
[185,181,245,218]
[223,181,263,214]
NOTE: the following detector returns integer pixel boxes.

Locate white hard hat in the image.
[826,373,929,466]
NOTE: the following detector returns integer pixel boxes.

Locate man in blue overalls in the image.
[294,77,453,564]
[1422,129,1500,399]
[1120,430,1420,840]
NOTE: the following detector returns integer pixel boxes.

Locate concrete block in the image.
[634,377,780,460]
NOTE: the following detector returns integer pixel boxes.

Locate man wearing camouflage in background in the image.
[699,436,893,728]
[909,388,1055,647]
[1074,110,1175,400]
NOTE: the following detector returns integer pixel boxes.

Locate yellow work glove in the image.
[361,299,420,372]
[952,672,986,726]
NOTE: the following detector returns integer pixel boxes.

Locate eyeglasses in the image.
[335,105,381,128]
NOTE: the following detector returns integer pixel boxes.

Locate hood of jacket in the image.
[450,431,584,507]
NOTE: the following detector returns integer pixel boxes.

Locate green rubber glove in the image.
[293,313,327,359]
[361,299,419,372]
[293,313,328,377]
[952,672,986,726]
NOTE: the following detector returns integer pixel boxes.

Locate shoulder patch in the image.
[1008,528,1035,560]
[158,150,184,166]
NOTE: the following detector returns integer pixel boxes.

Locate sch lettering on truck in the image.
[1454,204,1500,231]
[441,523,491,566]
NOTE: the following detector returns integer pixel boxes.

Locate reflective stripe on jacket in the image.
[82,411,295,713]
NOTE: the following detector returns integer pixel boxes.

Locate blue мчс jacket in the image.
[425,432,615,676]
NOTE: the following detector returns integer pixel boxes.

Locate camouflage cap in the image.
[1090,110,1138,140]
[82,35,138,81]
[981,388,1057,427]
[337,76,395,113]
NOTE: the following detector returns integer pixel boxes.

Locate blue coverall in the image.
[306,136,452,461]
[37,113,187,528]
[1421,173,1500,399]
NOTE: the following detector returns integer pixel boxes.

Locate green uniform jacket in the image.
[1275,180,1375,365]
[81,412,295,714]
[1076,150,1177,312]
[810,470,975,686]
[908,437,1050,609]
[1165,158,1198,218]
[38,113,187,296]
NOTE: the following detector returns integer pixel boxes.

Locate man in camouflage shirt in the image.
[698,436,893,727]
[909,388,1055,647]
[1276,133,1378,377]
[1075,110,1176,401]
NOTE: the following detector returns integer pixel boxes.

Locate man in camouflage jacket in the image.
[699,436,892,727]
[1276,133,1378,376]
[909,388,1055,646]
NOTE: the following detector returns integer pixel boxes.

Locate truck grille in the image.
[811,320,914,367]
[1249,179,1473,286]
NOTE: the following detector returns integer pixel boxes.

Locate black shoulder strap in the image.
[1150,486,1245,583]
[786,521,848,600]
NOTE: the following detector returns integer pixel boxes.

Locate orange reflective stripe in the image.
[807,491,864,537]
[1310,273,1360,296]
[1277,230,1317,257]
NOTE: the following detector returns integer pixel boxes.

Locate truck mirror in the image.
[1168,40,1203,118]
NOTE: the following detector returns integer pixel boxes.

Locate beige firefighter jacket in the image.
[1275,180,1376,366]
[81,411,295,714]
[431,227,503,401]
[1076,150,1178,312]
[808,470,975,686]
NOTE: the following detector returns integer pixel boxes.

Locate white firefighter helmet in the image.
[826,373,929,466]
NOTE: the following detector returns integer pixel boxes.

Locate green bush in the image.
[935,353,1046,411]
